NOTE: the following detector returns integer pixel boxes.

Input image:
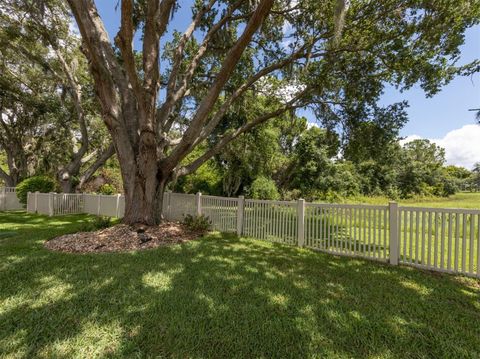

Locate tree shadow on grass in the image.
[0,215,479,358]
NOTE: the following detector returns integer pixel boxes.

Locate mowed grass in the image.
[342,192,480,209]
[0,212,479,358]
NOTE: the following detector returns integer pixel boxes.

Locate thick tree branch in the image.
[67,0,129,128]
[78,143,115,189]
[177,89,309,177]
[163,0,217,101]
[157,0,244,130]
[163,0,275,172]
[194,44,323,146]
[115,0,143,102]
[68,0,139,182]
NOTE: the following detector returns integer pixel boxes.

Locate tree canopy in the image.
[0,0,479,223]
[0,0,114,190]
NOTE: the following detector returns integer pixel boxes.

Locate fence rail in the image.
[25,191,480,278]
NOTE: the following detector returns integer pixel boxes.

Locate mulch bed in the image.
[44,222,203,253]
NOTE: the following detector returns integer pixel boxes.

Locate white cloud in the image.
[400,124,480,169]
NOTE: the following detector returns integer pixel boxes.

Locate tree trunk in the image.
[67,0,275,226]
[0,170,16,187]
[58,170,74,193]
[113,122,166,225]
[120,164,168,225]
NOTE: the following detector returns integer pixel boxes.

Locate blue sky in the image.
[94,3,480,168]
[382,26,480,139]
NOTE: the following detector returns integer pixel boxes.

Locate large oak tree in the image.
[0,0,115,190]
[63,0,478,224]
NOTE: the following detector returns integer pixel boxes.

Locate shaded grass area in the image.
[0,212,479,358]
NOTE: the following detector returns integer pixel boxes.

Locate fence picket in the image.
[462,214,467,273]
[469,215,474,274]
[447,213,452,270]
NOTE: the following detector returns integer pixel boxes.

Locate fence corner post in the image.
[196,192,202,216]
[237,195,245,237]
[96,194,101,216]
[162,191,172,221]
[48,192,54,216]
[34,191,39,213]
[389,201,399,265]
[297,198,305,247]
[115,193,121,218]
[1,187,5,211]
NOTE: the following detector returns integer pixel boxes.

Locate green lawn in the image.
[342,192,480,209]
[0,212,479,358]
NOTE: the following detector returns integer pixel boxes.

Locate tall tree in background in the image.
[472,163,480,191]
[398,139,447,197]
[48,0,479,223]
[0,50,60,186]
[0,1,115,191]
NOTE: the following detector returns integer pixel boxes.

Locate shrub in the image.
[281,189,302,201]
[323,190,342,203]
[433,176,457,197]
[99,183,116,195]
[80,216,114,232]
[16,176,56,204]
[182,214,211,232]
[249,176,280,200]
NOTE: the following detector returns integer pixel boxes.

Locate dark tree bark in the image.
[77,144,115,190]
[66,0,288,225]
[0,109,29,187]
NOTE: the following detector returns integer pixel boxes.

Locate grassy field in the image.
[1,212,479,358]
[240,197,479,274]
[341,192,480,209]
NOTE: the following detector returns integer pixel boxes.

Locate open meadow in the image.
[340,192,480,209]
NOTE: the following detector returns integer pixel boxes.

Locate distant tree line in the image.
[174,113,480,200]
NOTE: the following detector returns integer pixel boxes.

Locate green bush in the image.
[80,216,114,232]
[16,176,56,204]
[99,183,116,195]
[182,214,211,232]
[249,176,280,200]
[433,176,458,197]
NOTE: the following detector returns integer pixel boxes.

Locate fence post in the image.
[1,187,5,211]
[81,193,86,212]
[163,191,171,220]
[297,199,305,247]
[389,201,399,265]
[196,192,202,216]
[115,194,121,218]
[48,192,54,216]
[34,191,39,213]
[97,195,101,216]
[237,195,245,237]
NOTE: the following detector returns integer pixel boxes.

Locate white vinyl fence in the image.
[0,187,23,211]
[27,192,123,217]
[26,191,480,278]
